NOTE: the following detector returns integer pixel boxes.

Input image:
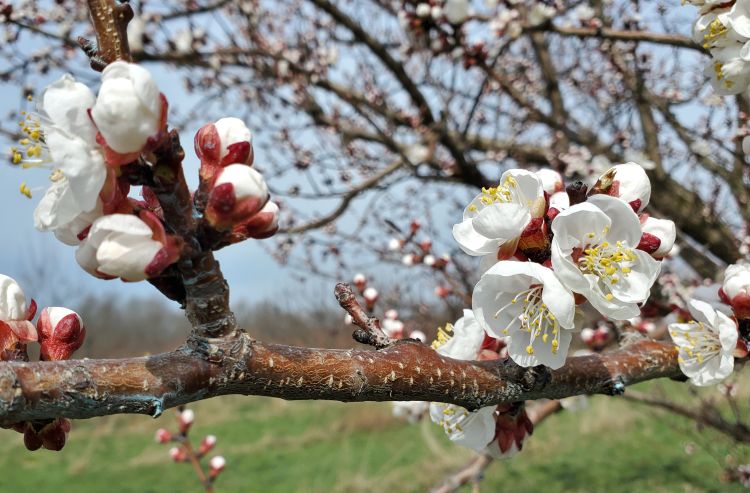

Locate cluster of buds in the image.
[685,1,750,95]
[0,275,85,451]
[397,1,470,57]
[12,62,280,285]
[155,407,226,489]
[195,118,279,243]
[580,322,615,352]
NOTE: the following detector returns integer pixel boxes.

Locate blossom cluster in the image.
[427,162,681,455]
[0,274,85,450]
[686,1,750,95]
[11,62,278,283]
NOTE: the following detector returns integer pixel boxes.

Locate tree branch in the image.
[0,337,679,423]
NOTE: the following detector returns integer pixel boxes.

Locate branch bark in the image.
[0,337,679,424]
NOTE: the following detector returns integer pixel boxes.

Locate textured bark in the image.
[0,337,678,424]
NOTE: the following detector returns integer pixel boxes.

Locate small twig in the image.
[80,0,134,71]
[334,283,394,349]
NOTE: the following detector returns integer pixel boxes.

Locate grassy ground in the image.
[0,380,747,492]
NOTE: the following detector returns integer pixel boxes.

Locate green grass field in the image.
[0,380,747,492]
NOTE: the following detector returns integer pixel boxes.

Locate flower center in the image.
[703,18,728,49]
[435,403,472,436]
[494,285,560,355]
[468,175,521,212]
[430,322,454,350]
[673,322,721,366]
[577,231,636,300]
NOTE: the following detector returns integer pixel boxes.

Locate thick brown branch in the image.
[0,337,679,423]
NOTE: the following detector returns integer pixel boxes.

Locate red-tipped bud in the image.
[155,428,172,444]
[209,455,226,478]
[25,298,37,321]
[419,238,432,253]
[169,446,187,462]
[384,309,398,320]
[363,287,379,310]
[232,200,280,241]
[37,307,85,361]
[409,219,421,233]
[200,435,217,455]
[205,165,269,231]
[178,409,195,434]
[434,285,451,298]
[353,273,367,293]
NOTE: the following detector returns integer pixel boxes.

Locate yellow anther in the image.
[525,345,534,355]
[19,182,32,199]
[605,293,614,301]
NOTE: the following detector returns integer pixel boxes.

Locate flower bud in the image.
[199,435,217,455]
[382,318,404,339]
[535,168,564,195]
[637,215,676,258]
[206,165,269,231]
[169,446,186,462]
[580,327,595,344]
[410,219,421,233]
[179,409,195,433]
[91,61,167,160]
[209,455,226,478]
[0,275,37,345]
[722,264,750,319]
[409,330,427,342]
[155,428,172,444]
[231,200,279,242]
[363,287,379,310]
[435,285,451,298]
[75,212,181,282]
[195,118,254,182]
[384,309,398,320]
[353,273,367,293]
[590,162,651,212]
[419,238,432,253]
[37,307,85,361]
[387,238,402,251]
[423,254,436,266]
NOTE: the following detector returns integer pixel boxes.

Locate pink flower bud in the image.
[637,215,676,258]
[580,327,595,344]
[209,455,226,478]
[179,409,195,433]
[419,238,432,253]
[423,254,436,266]
[169,446,186,462]
[402,254,416,266]
[723,264,750,319]
[434,285,451,298]
[384,309,398,320]
[91,62,167,164]
[343,314,353,325]
[231,200,279,241]
[382,319,404,339]
[590,162,651,212]
[155,428,172,444]
[535,168,564,195]
[353,273,367,292]
[37,307,86,361]
[0,275,37,346]
[195,118,254,170]
[363,287,379,310]
[387,238,402,251]
[410,219,421,233]
[409,330,427,342]
[205,165,269,231]
[199,435,217,455]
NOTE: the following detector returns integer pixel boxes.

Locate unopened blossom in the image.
[388,238,402,251]
[382,318,405,339]
[353,273,367,292]
[444,0,469,24]
[75,213,180,282]
[199,435,217,455]
[194,117,254,172]
[209,456,226,478]
[551,195,660,320]
[91,61,166,155]
[179,409,195,434]
[430,311,496,452]
[535,168,563,195]
[453,169,544,258]
[721,263,750,318]
[409,329,427,342]
[669,299,737,386]
[229,200,280,242]
[36,307,85,361]
[638,215,676,259]
[155,428,171,444]
[589,162,651,212]
[0,275,37,348]
[385,309,398,320]
[169,447,186,462]
[473,261,576,369]
[205,164,270,230]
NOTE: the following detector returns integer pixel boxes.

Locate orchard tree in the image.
[3,0,750,490]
